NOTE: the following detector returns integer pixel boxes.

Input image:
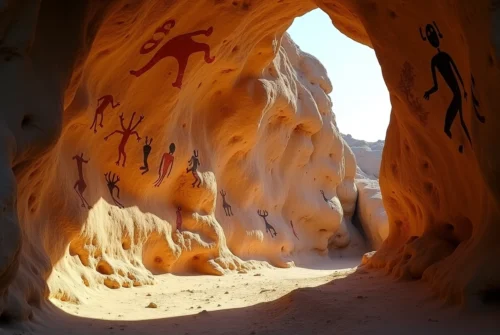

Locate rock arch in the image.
[0,0,499,322]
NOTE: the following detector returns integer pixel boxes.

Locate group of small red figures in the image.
[81,17,217,206]
[75,19,300,240]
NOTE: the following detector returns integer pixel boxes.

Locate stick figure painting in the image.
[219,190,233,216]
[186,150,201,188]
[104,171,124,208]
[257,210,277,238]
[90,95,120,133]
[140,137,153,174]
[420,21,484,153]
[72,153,91,209]
[104,112,144,167]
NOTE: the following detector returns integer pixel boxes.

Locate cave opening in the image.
[288,9,391,145]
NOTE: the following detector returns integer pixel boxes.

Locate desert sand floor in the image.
[3,258,500,335]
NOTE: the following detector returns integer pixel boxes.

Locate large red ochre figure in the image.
[130,24,215,89]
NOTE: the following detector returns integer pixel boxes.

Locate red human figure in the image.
[290,220,299,240]
[130,27,216,89]
[90,95,120,133]
[104,112,144,167]
[153,142,176,187]
[73,153,92,209]
[176,206,182,231]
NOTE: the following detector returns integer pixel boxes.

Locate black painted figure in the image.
[421,21,471,151]
[73,153,92,209]
[471,75,486,123]
[104,112,144,167]
[186,150,201,188]
[104,172,124,208]
[290,220,299,240]
[320,190,335,210]
[257,210,277,238]
[320,190,329,203]
[220,190,233,216]
[140,136,153,174]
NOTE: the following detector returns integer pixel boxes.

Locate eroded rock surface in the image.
[0,0,499,323]
[341,134,388,249]
[0,1,368,321]
[342,134,384,180]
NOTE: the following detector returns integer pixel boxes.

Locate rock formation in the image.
[0,1,368,321]
[0,0,499,323]
[342,134,384,179]
[341,134,388,249]
[354,179,389,250]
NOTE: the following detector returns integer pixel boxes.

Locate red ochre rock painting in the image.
[90,95,120,133]
[104,112,144,167]
[130,23,215,89]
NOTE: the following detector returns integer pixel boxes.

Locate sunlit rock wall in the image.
[1,0,499,322]
[0,0,366,321]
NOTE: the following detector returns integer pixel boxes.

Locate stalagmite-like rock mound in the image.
[341,134,389,249]
[0,0,499,325]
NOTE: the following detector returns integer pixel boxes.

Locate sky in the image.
[287,9,391,142]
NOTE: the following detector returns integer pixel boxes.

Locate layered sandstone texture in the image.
[355,179,388,250]
[342,134,388,249]
[0,0,499,324]
[348,0,500,307]
[0,0,372,322]
[342,134,384,179]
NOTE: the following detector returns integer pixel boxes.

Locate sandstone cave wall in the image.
[317,0,500,304]
[0,0,499,322]
[0,0,371,321]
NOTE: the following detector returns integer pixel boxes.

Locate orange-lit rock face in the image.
[0,0,499,322]
[0,0,368,321]
[328,0,500,305]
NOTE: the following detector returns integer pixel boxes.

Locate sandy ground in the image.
[3,258,500,335]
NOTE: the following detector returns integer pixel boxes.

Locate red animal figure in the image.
[176,206,182,231]
[153,142,176,187]
[220,190,233,216]
[90,95,120,133]
[290,220,299,240]
[73,153,91,209]
[104,112,144,167]
[130,26,215,89]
